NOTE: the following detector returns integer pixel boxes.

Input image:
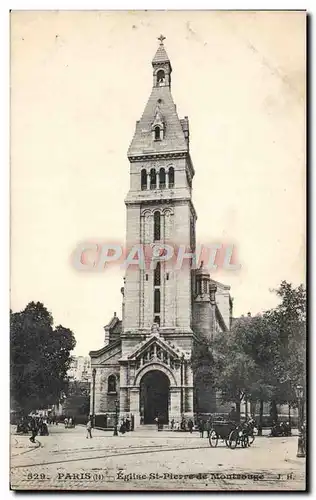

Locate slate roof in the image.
[128,86,188,157]
[152,44,171,65]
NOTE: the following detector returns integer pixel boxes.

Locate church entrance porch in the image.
[140,370,170,424]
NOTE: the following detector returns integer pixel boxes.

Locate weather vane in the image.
[158,34,166,45]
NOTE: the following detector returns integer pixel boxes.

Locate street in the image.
[10,425,306,491]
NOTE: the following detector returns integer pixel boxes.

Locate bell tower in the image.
[123,36,197,358]
[152,34,172,88]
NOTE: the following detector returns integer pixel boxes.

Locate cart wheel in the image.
[241,435,249,448]
[228,430,238,449]
[225,438,230,448]
[209,429,218,448]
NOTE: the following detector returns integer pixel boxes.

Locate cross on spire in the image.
[158,34,166,45]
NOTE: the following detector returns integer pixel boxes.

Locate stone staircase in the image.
[138,424,158,431]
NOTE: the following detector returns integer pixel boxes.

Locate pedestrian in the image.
[64,417,68,429]
[170,418,174,430]
[188,419,193,434]
[206,418,211,438]
[119,419,126,434]
[181,417,186,431]
[125,417,130,432]
[155,416,159,431]
[86,418,92,439]
[42,419,49,436]
[68,417,73,428]
[199,419,205,438]
[29,417,38,443]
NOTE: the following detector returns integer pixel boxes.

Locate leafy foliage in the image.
[63,380,90,417]
[11,302,76,414]
[191,281,306,418]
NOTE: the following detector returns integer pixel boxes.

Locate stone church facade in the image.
[89,37,233,428]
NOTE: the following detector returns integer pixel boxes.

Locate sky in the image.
[10,10,306,355]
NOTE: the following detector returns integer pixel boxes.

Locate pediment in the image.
[120,334,190,371]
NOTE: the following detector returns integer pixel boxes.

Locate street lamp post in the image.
[295,385,305,458]
[92,368,96,428]
[113,399,119,436]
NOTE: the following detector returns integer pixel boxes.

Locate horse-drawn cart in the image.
[208,420,253,449]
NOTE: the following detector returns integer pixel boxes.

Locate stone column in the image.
[156,171,160,189]
[147,172,150,190]
[169,387,181,423]
[130,387,140,427]
[185,363,194,415]
[166,171,169,189]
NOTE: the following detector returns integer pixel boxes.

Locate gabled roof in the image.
[120,333,190,361]
[89,338,121,358]
[128,86,188,157]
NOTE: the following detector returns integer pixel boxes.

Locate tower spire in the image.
[152,36,172,88]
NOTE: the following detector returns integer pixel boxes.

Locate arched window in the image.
[150,168,156,189]
[154,126,161,141]
[154,211,161,241]
[141,169,147,190]
[108,375,116,393]
[154,262,161,286]
[169,167,175,188]
[159,168,166,189]
[157,69,165,86]
[154,289,161,313]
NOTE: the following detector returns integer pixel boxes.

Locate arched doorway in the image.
[140,370,170,424]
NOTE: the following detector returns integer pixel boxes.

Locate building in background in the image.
[68,356,91,382]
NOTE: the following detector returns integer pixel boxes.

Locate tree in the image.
[63,380,90,417]
[211,329,257,421]
[230,315,283,431]
[11,302,76,414]
[270,281,306,391]
[191,281,306,428]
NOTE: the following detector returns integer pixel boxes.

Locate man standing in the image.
[29,417,38,443]
[199,419,205,438]
[205,418,211,438]
[86,417,92,439]
[187,419,194,434]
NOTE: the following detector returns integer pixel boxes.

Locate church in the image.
[89,36,233,428]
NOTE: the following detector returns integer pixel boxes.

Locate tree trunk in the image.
[258,399,264,436]
[288,402,291,427]
[236,400,241,423]
[270,400,278,423]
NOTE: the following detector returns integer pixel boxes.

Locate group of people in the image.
[118,417,132,434]
[16,415,50,443]
[64,416,76,429]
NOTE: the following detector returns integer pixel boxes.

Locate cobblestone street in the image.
[10,425,306,491]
